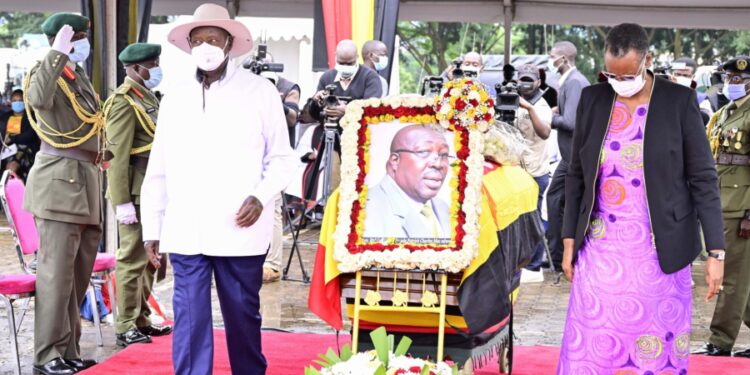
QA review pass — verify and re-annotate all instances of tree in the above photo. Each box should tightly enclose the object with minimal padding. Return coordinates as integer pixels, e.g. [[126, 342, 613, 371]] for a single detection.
[[0, 12, 48, 48]]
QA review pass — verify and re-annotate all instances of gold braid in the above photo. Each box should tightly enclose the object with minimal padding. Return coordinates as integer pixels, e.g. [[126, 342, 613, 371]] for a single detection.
[[706, 110, 721, 159], [22, 72, 103, 149], [102, 93, 156, 155]]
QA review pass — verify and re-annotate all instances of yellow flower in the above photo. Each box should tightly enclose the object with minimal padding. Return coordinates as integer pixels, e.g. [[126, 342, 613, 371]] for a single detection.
[[479, 90, 489, 102]]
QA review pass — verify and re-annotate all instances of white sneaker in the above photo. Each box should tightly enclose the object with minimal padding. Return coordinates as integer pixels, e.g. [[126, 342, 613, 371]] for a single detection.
[[521, 269, 544, 283]]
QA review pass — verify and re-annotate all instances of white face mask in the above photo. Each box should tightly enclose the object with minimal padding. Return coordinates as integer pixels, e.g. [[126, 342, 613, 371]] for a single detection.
[[191, 42, 228, 72], [608, 58, 647, 98], [69, 38, 90, 63], [675, 76, 693, 88], [374, 55, 389, 71], [547, 56, 563, 73], [336, 63, 358, 78]]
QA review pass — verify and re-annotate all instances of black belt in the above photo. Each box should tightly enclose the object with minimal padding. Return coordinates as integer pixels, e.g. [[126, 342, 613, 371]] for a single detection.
[[716, 152, 750, 166], [129, 156, 149, 169], [40, 142, 97, 163]]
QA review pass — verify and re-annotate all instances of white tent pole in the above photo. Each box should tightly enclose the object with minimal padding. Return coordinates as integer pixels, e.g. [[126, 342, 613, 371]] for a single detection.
[[503, 0, 513, 65], [104, 0, 118, 254]]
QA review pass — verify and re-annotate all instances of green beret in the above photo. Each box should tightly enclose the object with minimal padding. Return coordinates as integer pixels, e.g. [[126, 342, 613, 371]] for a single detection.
[[721, 56, 750, 74], [118, 43, 162, 64], [41, 13, 90, 36]]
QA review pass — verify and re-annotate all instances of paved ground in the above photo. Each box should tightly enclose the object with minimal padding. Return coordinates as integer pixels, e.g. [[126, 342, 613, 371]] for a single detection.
[[1, 220, 749, 373]]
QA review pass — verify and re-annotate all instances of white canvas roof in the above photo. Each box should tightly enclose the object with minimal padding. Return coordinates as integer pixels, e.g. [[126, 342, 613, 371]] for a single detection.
[[4, 0, 750, 29]]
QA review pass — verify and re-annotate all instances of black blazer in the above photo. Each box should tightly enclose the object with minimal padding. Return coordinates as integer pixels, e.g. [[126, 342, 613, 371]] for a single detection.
[[562, 76, 725, 274]]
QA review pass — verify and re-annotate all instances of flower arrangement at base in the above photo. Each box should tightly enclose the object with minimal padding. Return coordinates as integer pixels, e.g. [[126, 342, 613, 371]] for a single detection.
[[305, 327, 458, 375]]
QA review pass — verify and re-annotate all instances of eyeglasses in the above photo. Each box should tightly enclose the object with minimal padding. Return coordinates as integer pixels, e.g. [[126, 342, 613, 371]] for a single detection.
[[187, 37, 230, 49], [721, 73, 750, 84], [393, 149, 455, 163], [601, 57, 646, 82]]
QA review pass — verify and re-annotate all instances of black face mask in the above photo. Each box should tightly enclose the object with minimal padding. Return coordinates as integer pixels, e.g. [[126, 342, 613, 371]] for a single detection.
[[519, 81, 536, 97]]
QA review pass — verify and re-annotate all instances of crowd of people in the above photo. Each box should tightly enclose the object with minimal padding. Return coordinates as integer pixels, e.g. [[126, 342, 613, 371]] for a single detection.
[[3, 2, 750, 374]]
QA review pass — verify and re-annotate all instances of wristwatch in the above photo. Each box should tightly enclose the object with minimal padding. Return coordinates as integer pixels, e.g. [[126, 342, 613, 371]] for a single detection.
[[707, 251, 726, 261]]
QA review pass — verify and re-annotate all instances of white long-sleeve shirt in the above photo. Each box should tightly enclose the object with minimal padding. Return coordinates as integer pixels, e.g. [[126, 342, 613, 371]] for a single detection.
[[140, 61, 297, 256]]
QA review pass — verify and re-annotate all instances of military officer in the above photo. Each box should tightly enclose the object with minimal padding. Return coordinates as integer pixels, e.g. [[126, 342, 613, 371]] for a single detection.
[[23, 13, 106, 375], [104, 43, 172, 347], [696, 56, 750, 358]]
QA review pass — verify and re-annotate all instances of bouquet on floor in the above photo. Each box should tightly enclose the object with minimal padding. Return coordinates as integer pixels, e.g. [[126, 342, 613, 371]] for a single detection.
[[305, 327, 458, 375]]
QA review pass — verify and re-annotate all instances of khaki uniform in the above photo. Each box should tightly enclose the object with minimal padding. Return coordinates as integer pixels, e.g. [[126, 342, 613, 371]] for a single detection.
[[104, 77, 158, 334], [23, 50, 105, 365], [707, 95, 750, 350]]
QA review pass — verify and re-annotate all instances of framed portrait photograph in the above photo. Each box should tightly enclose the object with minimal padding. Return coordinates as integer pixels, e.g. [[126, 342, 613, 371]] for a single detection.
[[332, 88, 492, 273]]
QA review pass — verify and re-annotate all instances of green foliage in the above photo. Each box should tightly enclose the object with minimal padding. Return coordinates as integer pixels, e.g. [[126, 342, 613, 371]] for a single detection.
[[398, 21, 750, 93], [0, 12, 49, 48]]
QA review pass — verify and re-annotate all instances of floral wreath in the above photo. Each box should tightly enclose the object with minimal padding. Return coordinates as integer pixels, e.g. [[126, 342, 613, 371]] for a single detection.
[[334, 81, 491, 273]]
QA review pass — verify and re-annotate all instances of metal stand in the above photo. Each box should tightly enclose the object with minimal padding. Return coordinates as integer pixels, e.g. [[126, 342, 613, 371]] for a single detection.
[[282, 123, 339, 283]]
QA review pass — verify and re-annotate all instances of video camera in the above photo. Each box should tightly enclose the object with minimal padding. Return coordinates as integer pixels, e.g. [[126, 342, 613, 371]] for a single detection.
[[494, 64, 520, 124], [321, 84, 351, 128], [420, 76, 444, 96], [242, 44, 284, 76], [449, 59, 479, 80]]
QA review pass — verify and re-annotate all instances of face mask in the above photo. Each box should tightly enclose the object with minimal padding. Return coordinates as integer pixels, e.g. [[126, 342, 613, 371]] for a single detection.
[[336, 63, 358, 78], [675, 76, 693, 88], [374, 55, 389, 71], [519, 81, 536, 96], [608, 59, 647, 98], [547, 56, 563, 73], [723, 83, 748, 101], [69, 38, 90, 63], [138, 65, 163, 89], [191, 42, 228, 72], [11, 101, 24, 113]]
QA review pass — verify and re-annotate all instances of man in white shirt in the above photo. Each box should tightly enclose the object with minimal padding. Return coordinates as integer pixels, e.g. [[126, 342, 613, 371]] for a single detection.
[[139, 4, 296, 374], [363, 125, 452, 240]]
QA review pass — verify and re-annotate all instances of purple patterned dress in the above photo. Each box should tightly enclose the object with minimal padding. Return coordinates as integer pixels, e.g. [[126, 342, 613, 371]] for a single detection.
[[557, 101, 693, 374]]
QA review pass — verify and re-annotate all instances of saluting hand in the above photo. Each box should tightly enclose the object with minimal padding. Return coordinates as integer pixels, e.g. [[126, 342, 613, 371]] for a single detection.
[[145, 240, 162, 269], [236, 195, 263, 228], [51, 24, 75, 55]]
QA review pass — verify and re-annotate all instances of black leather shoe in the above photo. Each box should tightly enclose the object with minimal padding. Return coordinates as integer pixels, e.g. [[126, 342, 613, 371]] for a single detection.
[[64, 358, 97, 372], [693, 342, 731, 356], [116, 328, 152, 347], [138, 324, 173, 337], [734, 348, 750, 358], [32, 358, 76, 375]]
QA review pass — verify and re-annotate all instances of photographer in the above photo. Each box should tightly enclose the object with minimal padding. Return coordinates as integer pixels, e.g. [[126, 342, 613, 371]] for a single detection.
[[515, 65, 553, 279], [304, 40, 382, 196]]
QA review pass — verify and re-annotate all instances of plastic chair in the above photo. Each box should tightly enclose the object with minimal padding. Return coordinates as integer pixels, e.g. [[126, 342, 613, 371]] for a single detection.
[[0, 273, 35, 375], [0, 170, 117, 346]]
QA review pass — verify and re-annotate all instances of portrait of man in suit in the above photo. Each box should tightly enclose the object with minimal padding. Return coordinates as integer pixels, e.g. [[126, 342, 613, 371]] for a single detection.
[[363, 124, 452, 240]]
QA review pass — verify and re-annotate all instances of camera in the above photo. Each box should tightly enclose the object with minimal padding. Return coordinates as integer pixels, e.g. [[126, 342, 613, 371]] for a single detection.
[[420, 76, 444, 96], [242, 44, 284, 76], [321, 84, 351, 127], [494, 64, 520, 124], [449, 59, 479, 80]]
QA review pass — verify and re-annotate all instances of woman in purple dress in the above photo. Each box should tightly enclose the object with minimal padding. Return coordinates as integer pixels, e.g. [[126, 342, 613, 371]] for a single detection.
[[557, 23, 726, 374]]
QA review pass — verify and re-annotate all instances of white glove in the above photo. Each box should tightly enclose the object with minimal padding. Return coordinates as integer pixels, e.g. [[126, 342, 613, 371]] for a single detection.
[[116, 202, 139, 225], [51, 25, 75, 55]]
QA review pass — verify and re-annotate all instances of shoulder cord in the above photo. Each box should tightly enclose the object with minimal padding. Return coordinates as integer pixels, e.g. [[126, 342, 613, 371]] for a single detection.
[[102, 94, 156, 155], [706, 111, 720, 158], [23, 73, 103, 149]]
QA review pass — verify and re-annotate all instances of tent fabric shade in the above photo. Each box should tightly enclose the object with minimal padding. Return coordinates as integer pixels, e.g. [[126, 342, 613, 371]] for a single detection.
[[5, 0, 749, 30]]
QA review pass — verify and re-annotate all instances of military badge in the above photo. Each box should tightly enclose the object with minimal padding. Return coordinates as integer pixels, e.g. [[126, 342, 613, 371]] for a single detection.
[[737, 59, 748, 71]]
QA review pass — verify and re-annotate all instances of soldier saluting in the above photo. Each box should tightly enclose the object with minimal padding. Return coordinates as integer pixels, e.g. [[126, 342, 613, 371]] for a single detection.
[[697, 56, 750, 358], [23, 13, 107, 375], [103, 43, 172, 348]]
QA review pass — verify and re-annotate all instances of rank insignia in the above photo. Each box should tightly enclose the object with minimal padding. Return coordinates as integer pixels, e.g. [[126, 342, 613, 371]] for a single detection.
[[738, 59, 748, 71]]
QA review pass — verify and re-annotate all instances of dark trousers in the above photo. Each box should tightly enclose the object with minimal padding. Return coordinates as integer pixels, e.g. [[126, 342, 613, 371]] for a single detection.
[[171, 253, 267, 375], [526, 174, 550, 271], [546, 161, 568, 270]]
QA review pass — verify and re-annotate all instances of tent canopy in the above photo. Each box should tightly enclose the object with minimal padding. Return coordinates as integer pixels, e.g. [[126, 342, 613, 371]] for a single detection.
[[3, 0, 749, 30]]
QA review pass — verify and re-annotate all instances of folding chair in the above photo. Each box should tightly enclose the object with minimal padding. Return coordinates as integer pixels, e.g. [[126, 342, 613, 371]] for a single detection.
[[0, 273, 35, 375], [0, 170, 117, 346]]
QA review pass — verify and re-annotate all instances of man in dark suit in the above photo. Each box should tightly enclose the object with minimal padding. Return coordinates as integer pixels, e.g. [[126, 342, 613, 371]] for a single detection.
[[546, 41, 590, 272]]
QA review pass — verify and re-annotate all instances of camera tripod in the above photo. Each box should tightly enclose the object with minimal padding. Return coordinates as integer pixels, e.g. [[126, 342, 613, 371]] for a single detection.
[[282, 121, 339, 283]]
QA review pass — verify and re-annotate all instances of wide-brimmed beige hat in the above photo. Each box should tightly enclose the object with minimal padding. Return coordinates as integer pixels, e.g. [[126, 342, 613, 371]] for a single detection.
[[168, 3, 252, 58]]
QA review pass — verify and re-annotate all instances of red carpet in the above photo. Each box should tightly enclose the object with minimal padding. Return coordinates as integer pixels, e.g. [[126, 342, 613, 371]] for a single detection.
[[81, 330, 750, 374]]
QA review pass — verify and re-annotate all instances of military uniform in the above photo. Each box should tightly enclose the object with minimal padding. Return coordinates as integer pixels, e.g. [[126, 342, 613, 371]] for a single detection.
[[706, 56, 750, 354], [23, 13, 106, 369], [103, 43, 165, 340]]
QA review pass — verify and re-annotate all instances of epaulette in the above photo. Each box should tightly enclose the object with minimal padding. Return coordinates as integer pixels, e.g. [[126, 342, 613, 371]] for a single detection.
[[114, 82, 132, 96]]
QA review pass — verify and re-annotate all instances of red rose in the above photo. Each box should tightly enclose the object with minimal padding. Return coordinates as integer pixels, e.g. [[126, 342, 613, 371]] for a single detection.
[[455, 100, 467, 111], [469, 99, 479, 107]]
